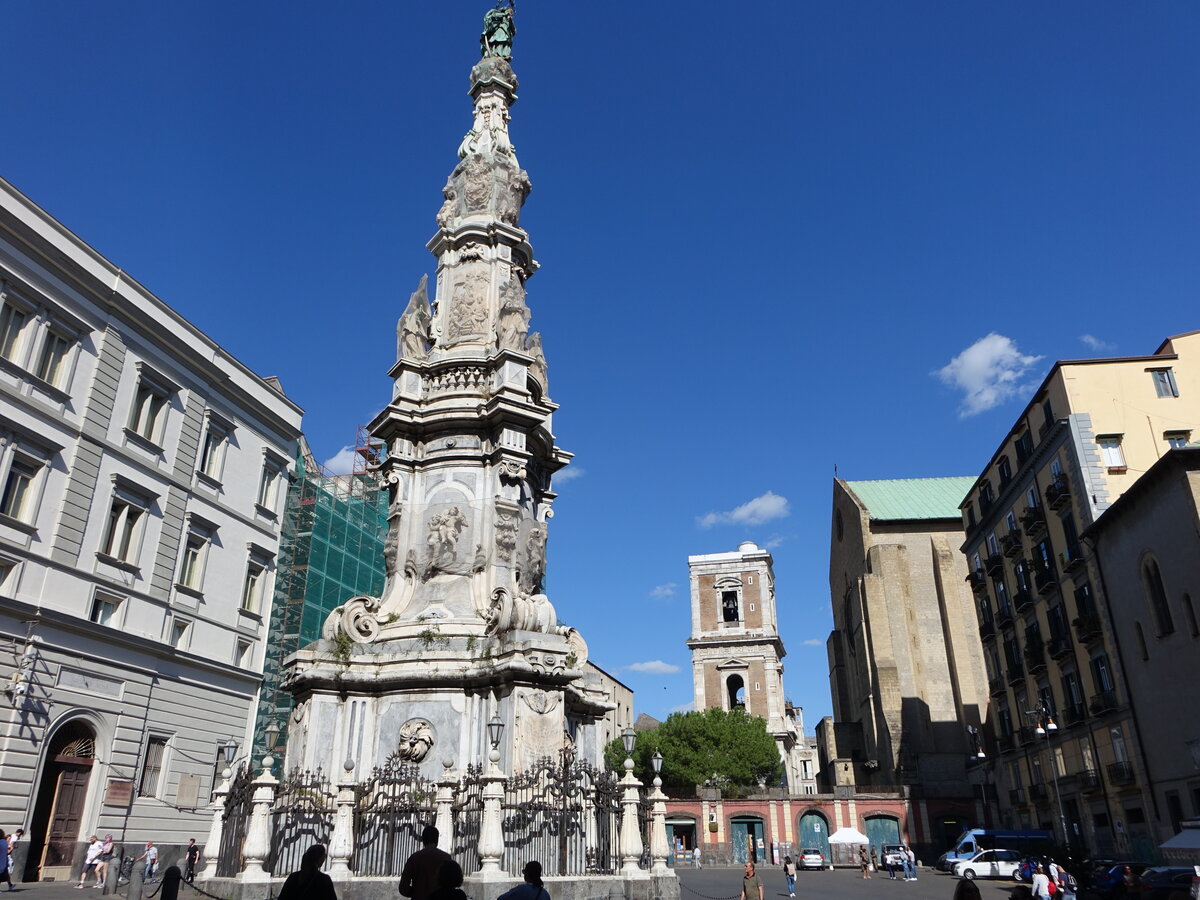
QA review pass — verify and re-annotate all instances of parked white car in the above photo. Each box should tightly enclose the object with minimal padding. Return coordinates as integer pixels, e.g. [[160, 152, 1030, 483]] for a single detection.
[[953, 849, 1024, 880]]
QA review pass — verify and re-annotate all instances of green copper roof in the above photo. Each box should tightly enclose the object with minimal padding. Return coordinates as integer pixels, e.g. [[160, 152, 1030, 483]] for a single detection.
[[844, 476, 975, 521]]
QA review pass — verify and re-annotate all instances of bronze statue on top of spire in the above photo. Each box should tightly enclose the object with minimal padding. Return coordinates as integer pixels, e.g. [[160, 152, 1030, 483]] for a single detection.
[[481, 2, 516, 60]]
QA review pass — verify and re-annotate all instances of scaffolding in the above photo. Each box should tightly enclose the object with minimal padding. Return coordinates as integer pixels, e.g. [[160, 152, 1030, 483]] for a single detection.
[[254, 428, 388, 761]]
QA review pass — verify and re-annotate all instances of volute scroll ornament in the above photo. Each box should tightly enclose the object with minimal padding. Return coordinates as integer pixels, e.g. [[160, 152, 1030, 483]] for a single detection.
[[327, 595, 384, 644]]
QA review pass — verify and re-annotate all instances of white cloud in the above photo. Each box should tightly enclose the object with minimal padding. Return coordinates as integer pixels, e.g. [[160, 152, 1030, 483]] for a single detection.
[[322, 445, 356, 474], [697, 491, 791, 529], [553, 466, 585, 485], [763, 536, 785, 550], [669, 702, 695, 714], [802, 638, 823, 647], [626, 660, 681, 675], [934, 333, 1043, 418], [1079, 334, 1116, 354], [649, 583, 678, 600]]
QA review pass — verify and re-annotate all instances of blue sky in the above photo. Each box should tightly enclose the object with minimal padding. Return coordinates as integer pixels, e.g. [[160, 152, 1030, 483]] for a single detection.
[[5, 2, 1198, 728]]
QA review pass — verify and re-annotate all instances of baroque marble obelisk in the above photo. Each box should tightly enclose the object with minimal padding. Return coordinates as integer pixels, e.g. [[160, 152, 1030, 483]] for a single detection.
[[282, 4, 613, 778]]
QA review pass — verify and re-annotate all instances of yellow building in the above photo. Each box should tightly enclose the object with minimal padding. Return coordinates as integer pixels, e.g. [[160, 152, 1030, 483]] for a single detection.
[[960, 330, 1200, 858]]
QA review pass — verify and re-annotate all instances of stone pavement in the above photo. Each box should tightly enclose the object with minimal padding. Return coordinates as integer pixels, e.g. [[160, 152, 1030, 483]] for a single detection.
[[674, 865, 1023, 900]]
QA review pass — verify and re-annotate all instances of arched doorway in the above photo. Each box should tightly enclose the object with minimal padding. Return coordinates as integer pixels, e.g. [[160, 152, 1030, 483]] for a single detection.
[[730, 815, 764, 864], [863, 814, 901, 854], [798, 811, 831, 860], [26, 720, 96, 882]]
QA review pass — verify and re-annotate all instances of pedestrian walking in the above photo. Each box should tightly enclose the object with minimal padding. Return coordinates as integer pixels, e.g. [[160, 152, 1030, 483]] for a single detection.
[[77, 835, 104, 887], [692, 846, 700, 869], [1031, 865, 1052, 900], [0, 830, 12, 892], [6, 830, 20, 878], [904, 846, 918, 881], [783, 856, 796, 898], [184, 839, 199, 884], [859, 846, 870, 879], [870, 845, 878, 873], [95, 835, 114, 887], [498, 861, 550, 900], [398, 826, 452, 900], [278, 845, 336, 900], [740, 861, 763, 900], [135, 841, 159, 883]]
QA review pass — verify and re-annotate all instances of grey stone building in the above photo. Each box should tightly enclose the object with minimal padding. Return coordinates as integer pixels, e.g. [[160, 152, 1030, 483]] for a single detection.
[[0, 176, 302, 880]]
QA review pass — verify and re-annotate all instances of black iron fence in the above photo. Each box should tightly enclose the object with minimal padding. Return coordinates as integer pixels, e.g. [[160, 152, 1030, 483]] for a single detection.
[[217, 766, 255, 877], [267, 768, 335, 876], [350, 759, 436, 876]]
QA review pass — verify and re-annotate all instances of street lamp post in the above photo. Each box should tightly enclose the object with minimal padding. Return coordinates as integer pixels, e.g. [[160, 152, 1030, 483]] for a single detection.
[[1024, 703, 1069, 846]]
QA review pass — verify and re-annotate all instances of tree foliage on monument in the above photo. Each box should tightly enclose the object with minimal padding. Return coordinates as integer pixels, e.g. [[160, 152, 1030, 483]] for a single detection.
[[604, 707, 781, 795]]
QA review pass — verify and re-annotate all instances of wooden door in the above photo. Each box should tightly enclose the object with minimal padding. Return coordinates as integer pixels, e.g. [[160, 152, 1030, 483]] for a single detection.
[[39, 764, 91, 880]]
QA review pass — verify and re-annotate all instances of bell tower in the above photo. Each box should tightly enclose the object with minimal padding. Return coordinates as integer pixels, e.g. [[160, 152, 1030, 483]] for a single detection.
[[687, 542, 817, 792]]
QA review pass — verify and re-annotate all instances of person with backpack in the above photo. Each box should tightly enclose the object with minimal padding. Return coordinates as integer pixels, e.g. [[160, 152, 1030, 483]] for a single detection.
[[783, 856, 796, 898]]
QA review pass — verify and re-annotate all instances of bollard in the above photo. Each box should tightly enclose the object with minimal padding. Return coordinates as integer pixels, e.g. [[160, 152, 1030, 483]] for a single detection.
[[103, 856, 119, 895], [159, 866, 183, 900], [128, 862, 144, 900]]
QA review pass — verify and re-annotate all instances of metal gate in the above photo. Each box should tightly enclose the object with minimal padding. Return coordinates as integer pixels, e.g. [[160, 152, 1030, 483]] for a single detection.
[[452, 764, 484, 875], [500, 744, 622, 876], [350, 758, 435, 876], [217, 767, 255, 877], [267, 769, 335, 876]]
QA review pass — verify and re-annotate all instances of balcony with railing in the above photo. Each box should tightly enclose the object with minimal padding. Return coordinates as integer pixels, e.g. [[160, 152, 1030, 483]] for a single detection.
[[1024, 641, 1047, 673], [1107, 761, 1135, 785], [1073, 613, 1103, 643], [1018, 726, 1037, 747], [1022, 507, 1047, 537], [997, 607, 1015, 629], [1047, 634, 1073, 659], [1034, 564, 1059, 596], [1063, 702, 1087, 726], [1079, 769, 1102, 791], [988, 674, 1007, 697], [1014, 588, 1035, 612], [1046, 474, 1071, 510], [1009, 787, 1027, 806], [1007, 663, 1026, 687], [979, 616, 996, 642], [997, 733, 1016, 754], [967, 570, 988, 594], [1059, 545, 1087, 577], [984, 553, 1005, 576], [1001, 530, 1023, 558], [1090, 690, 1119, 715]]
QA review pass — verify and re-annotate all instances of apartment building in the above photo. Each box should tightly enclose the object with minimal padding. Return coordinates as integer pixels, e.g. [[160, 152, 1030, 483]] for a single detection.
[[0, 177, 302, 880], [959, 331, 1199, 859]]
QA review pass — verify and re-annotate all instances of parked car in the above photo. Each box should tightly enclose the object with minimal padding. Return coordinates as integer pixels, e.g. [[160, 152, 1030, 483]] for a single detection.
[[1090, 862, 1154, 897], [882, 844, 907, 869], [954, 849, 1025, 880], [1138, 867, 1194, 900], [798, 848, 825, 870]]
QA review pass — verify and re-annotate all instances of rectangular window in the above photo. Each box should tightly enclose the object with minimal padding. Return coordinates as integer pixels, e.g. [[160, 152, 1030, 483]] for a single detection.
[[178, 534, 206, 590], [1091, 653, 1114, 693], [1097, 436, 1126, 469], [1062, 670, 1083, 706], [138, 736, 168, 797], [987, 532, 1000, 555], [0, 301, 29, 362], [995, 578, 1011, 614], [35, 331, 72, 387], [1006, 511, 1018, 533], [257, 464, 282, 510], [0, 457, 40, 522], [1026, 486, 1040, 510], [998, 457, 1012, 486], [1042, 398, 1054, 430], [241, 559, 267, 613], [129, 382, 169, 444], [170, 619, 190, 649], [1050, 457, 1063, 479], [197, 426, 228, 480], [1016, 431, 1034, 464], [102, 497, 145, 564], [1150, 368, 1180, 398], [90, 593, 122, 626], [980, 481, 995, 510], [1165, 431, 1191, 449]]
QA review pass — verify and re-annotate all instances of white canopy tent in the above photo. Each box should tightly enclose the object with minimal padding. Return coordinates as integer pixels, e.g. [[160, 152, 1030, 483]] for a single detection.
[[827, 827, 870, 844]]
